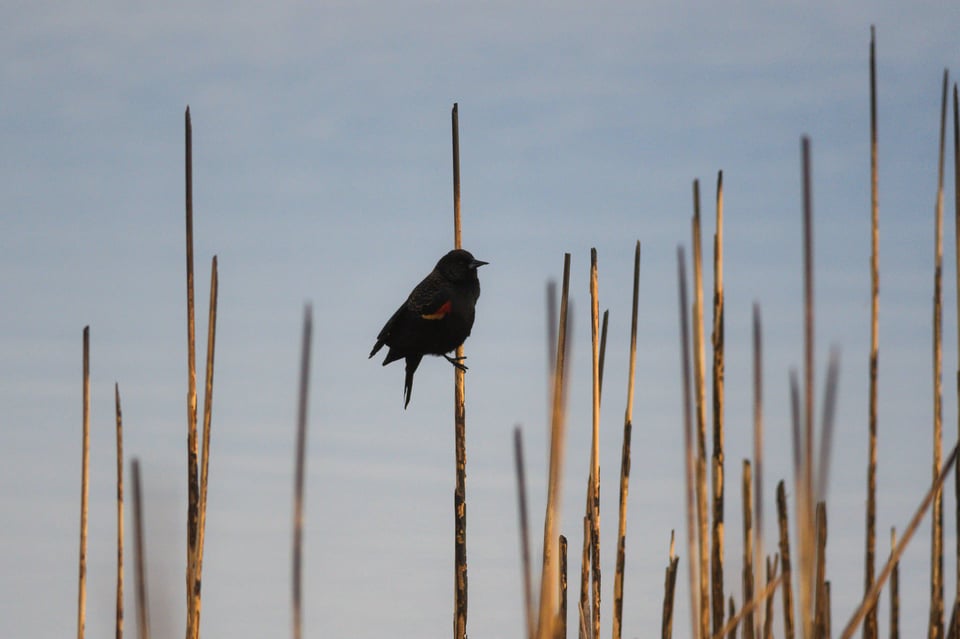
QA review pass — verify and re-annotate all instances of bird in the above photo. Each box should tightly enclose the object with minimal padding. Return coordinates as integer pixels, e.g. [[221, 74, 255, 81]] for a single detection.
[[369, 248, 488, 408]]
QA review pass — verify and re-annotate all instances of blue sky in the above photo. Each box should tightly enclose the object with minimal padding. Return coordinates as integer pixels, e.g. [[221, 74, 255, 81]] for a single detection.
[[2, 2, 959, 637]]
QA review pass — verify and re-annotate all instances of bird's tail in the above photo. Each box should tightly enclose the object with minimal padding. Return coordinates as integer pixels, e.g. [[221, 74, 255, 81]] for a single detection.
[[403, 354, 423, 409]]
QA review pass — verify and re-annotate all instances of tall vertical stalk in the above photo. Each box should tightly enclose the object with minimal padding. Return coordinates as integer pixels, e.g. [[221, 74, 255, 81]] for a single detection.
[[115, 384, 125, 639], [451, 102, 468, 639], [291, 306, 313, 639], [183, 107, 200, 639], [742, 461, 755, 639], [864, 24, 880, 639], [131, 459, 150, 639], [691, 181, 710, 639], [588, 248, 602, 639], [799, 136, 816, 639], [77, 326, 90, 639], [753, 304, 764, 639], [930, 70, 949, 639], [536, 254, 571, 639], [711, 171, 726, 637], [612, 241, 641, 639], [676, 246, 699, 638]]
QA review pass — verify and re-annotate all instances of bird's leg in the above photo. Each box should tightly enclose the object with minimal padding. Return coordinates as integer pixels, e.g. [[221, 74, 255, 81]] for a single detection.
[[444, 354, 468, 371]]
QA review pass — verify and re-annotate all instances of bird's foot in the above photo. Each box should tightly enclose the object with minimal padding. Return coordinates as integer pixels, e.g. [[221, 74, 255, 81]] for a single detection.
[[444, 354, 468, 371]]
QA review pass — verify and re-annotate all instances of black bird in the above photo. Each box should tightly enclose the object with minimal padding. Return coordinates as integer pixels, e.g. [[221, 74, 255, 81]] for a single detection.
[[369, 249, 488, 408]]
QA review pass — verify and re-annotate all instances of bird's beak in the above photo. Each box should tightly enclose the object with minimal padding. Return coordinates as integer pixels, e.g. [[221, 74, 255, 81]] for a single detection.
[[469, 259, 489, 270]]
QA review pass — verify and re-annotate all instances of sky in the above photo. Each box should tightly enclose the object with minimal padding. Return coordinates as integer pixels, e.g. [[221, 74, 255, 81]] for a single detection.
[[2, 2, 959, 638]]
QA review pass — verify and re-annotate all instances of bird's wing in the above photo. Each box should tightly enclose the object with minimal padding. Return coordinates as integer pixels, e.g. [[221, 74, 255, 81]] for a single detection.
[[406, 275, 453, 320]]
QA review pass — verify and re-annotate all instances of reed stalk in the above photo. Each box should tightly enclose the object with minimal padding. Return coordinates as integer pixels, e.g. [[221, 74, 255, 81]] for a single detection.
[[183, 107, 201, 639], [588, 248, 602, 639], [535, 254, 571, 639], [189, 256, 218, 636], [752, 304, 764, 638], [115, 384, 124, 639], [77, 326, 90, 639], [691, 181, 710, 639], [742, 460, 755, 639], [292, 306, 313, 639], [676, 246, 699, 639], [662, 532, 679, 639], [711, 171, 726, 637], [612, 241, 641, 639], [864, 24, 880, 639], [560, 535, 568, 639], [890, 528, 899, 639], [450, 102, 469, 639], [930, 70, 949, 639], [814, 502, 828, 639], [953, 80, 960, 639], [763, 556, 778, 639], [777, 481, 795, 639], [513, 427, 535, 639], [131, 459, 150, 639], [598, 309, 609, 398], [727, 598, 737, 639], [580, 516, 590, 639], [799, 136, 817, 639]]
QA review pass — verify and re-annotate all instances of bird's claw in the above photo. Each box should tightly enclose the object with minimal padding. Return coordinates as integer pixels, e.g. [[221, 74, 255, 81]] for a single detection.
[[444, 354, 468, 371]]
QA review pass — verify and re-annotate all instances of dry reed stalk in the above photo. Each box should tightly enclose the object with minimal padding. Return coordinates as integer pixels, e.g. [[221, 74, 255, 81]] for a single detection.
[[77, 326, 90, 639], [763, 556, 778, 639], [189, 256, 218, 636], [513, 427, 535, 639], [676, 246, 700, 639], [816, 350, 841, 500], [799, 136, 816, 639], [711, 573, 785, 639], [777, 481, 796, 639], [890, 528, 899, 639], [292, 306, 313, 639], [662, 531, 679, 639], [691, 182, 710, 639], [789, 372, 802, 483], [864, 24, 880, 639], [598, 309, 609, 398], [839, 440, 960, 639], [115, 384, 124, 639], [183, 107, 201, 639], [825, 583, 832, 638], [579, 601, 591, 639], [931, 70, 949, 639], [742, 460, 755, 639], [579, 515, 590, 639], [588, 248, 602, 639], [711, 171, 726, 637], [814, 502, 828, 639], [450, 102, 469, 639], [535, 254, 571, 639], [727, 598, 737, 639], [752, 304, 764, 638], [612, 240, 641, 639], [547, 282, 557, 375], [131, 459, 150, 639], [560, 535, 568, 639], [953, 81, 960, 639]]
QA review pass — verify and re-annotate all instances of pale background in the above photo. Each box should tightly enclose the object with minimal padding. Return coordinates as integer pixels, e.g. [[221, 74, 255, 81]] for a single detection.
[[2, 3, 959, 637]]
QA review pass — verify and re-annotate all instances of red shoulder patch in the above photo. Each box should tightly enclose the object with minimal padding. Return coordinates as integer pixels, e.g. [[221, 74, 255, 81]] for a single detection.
[[421, 300, 452, 320]]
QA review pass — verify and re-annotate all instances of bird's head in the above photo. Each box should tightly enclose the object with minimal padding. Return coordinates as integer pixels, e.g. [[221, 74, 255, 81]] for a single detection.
[[436, 249, 488, 282]]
